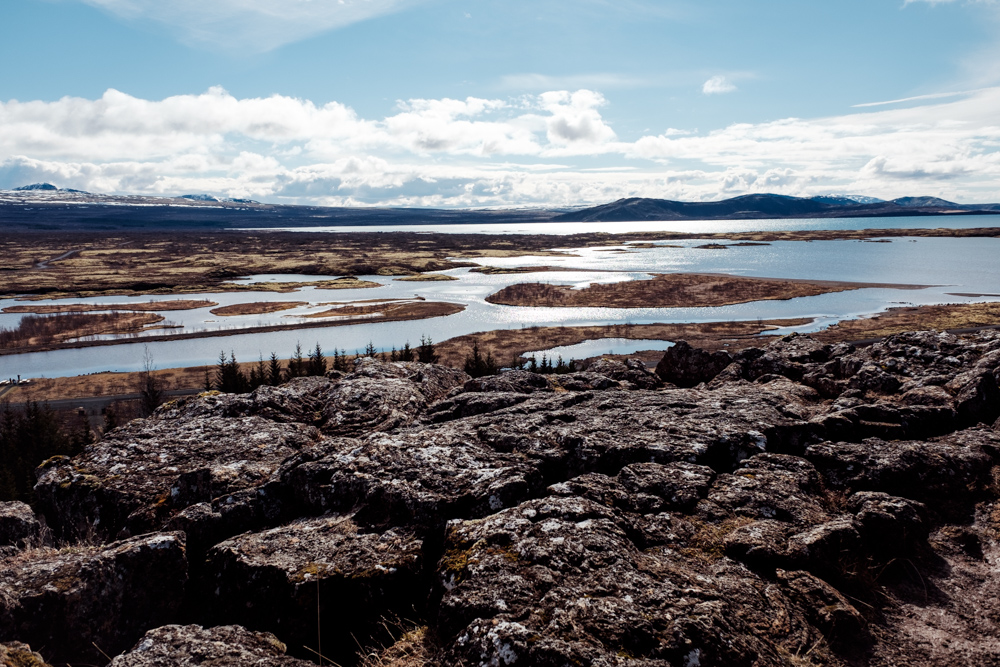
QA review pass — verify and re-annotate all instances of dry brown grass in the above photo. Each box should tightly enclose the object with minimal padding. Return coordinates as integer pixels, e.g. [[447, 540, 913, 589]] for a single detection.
[[209, 301, 306, 316], [359, 627, 432, 667], [302, 301, 459, 320], [4, 227, 997, 301], [432, 319, 809, 367], [1, 311, 166, 352], [2, 299, 216, 314], [813, 301, 1000, 341], [394, 274, 458, 282], [486, 273, 927, 309]]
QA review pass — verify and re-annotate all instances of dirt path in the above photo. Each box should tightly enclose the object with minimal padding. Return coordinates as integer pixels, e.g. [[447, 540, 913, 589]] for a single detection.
[[33, 248, 80, 269]]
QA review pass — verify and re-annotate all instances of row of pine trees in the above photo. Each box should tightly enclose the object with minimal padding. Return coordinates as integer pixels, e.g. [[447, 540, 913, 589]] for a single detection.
[[205, 337, 441, 393]]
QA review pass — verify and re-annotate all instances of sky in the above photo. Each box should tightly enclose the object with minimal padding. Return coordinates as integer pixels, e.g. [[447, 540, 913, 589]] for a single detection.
[[1, 0, 1000, 207]]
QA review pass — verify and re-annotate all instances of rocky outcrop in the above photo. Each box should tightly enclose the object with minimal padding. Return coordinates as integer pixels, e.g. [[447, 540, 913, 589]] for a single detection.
[[13, 342, 1000, 666], [35, 415, 320, 546], [108, 625, 313, 666], [0, 532, 187, 663], [656, 340, 733, 386], [204, 516, 424, 664], [0, 502, 41, 554]]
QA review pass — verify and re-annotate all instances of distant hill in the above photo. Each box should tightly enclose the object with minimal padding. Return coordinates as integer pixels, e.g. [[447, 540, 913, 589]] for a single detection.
[[554, 193, 1000, 222], [811, 195, 885, 206], [2, 185, 998, 230], [891, 196, 959, 208]]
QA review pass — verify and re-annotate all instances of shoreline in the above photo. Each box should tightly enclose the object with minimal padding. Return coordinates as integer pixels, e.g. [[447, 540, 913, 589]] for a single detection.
[[9, 301, 1000, 402], [0, 301, 465, 356], [3, 227, 1000, 302]]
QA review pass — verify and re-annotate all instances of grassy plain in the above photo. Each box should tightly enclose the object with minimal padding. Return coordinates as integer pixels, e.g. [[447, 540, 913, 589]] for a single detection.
[[486, 273, 927, 309], [5, 228, 998, 300], [210, 301, 307, 316], [0, 311, 168, 352], [2, 300, 216, 314], [394, 274, 459, 282]]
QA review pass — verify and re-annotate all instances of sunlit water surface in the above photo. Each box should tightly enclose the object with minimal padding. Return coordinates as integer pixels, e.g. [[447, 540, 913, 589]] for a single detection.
[[4, 226, 1000, 379]]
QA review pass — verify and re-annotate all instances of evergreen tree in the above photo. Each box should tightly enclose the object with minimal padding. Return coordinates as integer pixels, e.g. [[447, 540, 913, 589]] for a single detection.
[[0, 400, 74, 502], [554, 356, 569, 374], [203, 368, 214, 391], [286, 343, 305, 380], [70, 410, 95, 450], [528, 355, 538, 372], [307, 343, 327, 376], [267, 352, 283, 386], [216, 351, 248, 393], [247, 355, 265, 390], [364, 341, 378, 357], [398, 342, 414, 362], [214, 350, 228, 391], [417, 336, 439, 364], [463, 342, 499, 378], [389, 346, 398, 362], [333, 348, 349, 372]]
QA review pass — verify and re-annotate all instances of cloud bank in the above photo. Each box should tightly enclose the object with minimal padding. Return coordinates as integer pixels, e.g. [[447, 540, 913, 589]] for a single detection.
[[3, 86, 1000, 206], [80, 0, 424, 51]]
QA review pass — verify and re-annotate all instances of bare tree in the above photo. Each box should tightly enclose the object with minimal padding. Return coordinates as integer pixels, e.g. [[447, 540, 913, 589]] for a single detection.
[[137, 345, 164, 417]]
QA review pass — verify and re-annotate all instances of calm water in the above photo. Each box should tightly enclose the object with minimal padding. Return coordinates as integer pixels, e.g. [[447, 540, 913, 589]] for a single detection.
[[240, 213, 1000, 236], [4, 229, 1000, 379], [522, 338, 676, 361]]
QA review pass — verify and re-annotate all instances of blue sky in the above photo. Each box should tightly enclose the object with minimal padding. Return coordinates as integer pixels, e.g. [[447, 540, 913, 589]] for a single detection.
[[2, 0, 999, 206]]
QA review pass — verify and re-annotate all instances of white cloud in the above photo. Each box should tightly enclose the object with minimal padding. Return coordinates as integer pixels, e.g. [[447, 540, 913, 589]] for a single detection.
[[702, 75, 737, 95], [79, 0, 425, 52], [852, 88, 988, 107], [4, 86, 1000, 206]]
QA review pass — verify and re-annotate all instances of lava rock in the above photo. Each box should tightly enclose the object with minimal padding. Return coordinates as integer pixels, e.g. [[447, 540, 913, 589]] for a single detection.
[[205, 516, 423, 665], [0, 532, 187, 664], [108, 625, 314, 666], [585, 358, 663, 389], [655, 341, 733, 387], [804, 429, 997, 519], [35, 415, 319, 543], [462, 370, 554, 394], [0, 502, 41, 553]]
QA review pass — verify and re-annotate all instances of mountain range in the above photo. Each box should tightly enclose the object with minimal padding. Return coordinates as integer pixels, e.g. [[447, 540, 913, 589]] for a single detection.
[[2, 184, 998, 230], [553, 193, 1000, 222]]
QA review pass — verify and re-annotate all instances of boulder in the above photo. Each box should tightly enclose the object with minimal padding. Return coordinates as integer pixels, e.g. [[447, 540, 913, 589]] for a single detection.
[[846, 491, 928, 555], [108, 625, 314, 666], [34, 415, 319, 544], [436, 496, 817, 666], [205, 516, 423, 665], [655, 341, 732, 387], [282, 431, 544, 532], [462, 370, 554, 394], [158, 358, 469, 436], [804, 430, 997, 519], [0, 502, 41, 553], [0, 532, 187, 663], [585, 358, 663, 389]]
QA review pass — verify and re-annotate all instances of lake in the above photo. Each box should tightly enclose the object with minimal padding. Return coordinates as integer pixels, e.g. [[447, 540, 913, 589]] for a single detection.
[[3, 216, 999, 379]]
